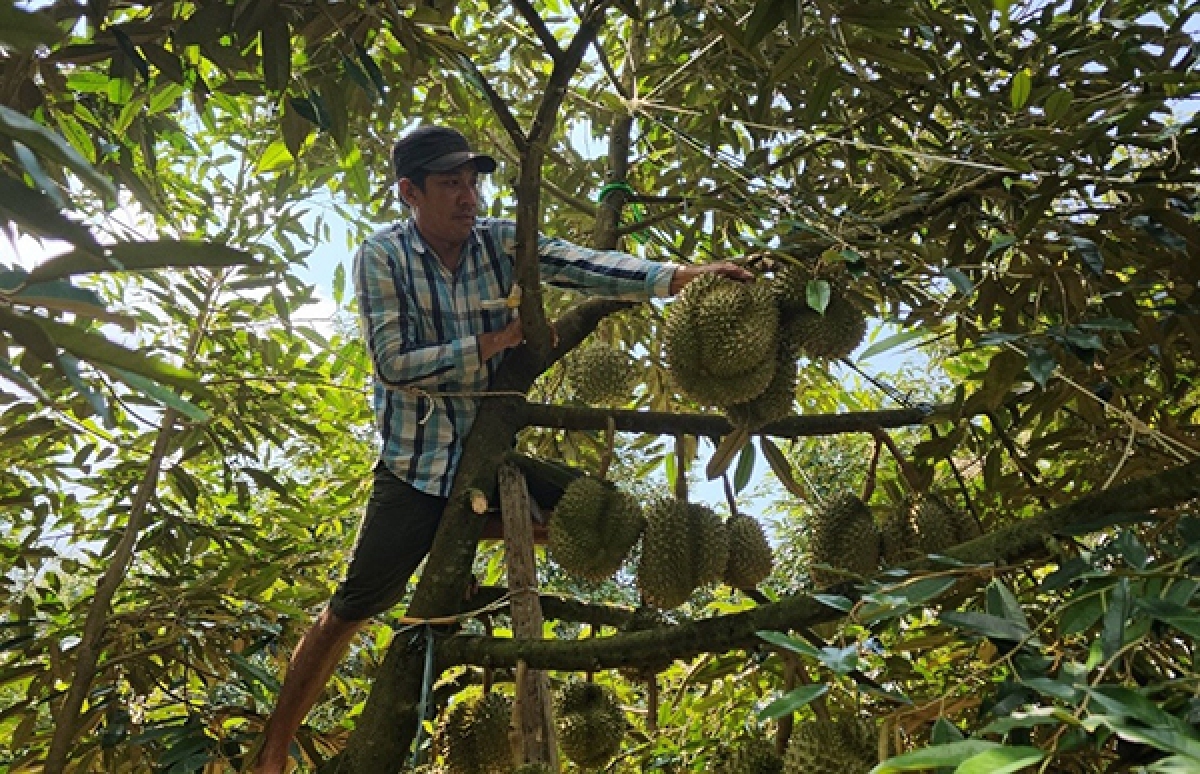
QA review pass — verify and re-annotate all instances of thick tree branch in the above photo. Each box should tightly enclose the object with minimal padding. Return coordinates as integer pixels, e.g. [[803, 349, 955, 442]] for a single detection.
[[514, 4, 607, 356], [519, 403, 938, 439], [438, 457, 1200, 671], [454, 54, 528, 154], [512, 0, 565, 63]]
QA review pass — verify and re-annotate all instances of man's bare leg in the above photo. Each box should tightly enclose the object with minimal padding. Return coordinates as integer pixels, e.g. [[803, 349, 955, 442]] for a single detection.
[[254, 607, 365, 774]]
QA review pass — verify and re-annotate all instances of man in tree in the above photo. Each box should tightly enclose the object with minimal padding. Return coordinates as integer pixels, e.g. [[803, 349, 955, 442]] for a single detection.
[[253, 125, 750, 773]]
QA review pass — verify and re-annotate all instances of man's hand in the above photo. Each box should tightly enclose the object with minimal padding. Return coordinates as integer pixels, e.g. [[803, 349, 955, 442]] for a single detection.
[[479, 318, 524, 361], [668, 262, 755, 295]]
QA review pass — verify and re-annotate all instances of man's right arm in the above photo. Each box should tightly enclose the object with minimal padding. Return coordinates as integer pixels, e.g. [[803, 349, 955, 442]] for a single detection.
[[354, 240, 522, 388]]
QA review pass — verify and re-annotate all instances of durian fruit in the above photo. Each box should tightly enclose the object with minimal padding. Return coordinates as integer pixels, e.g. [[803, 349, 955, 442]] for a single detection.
[[784, 717, 878, 774], [565, 342, 636, 405], [555, 682, 625, 770], [436, 692, 514, 774], [807, 493, 881, 587], [637, 499, 729, 609], [913, 495, 980, 554], [772, 262, 867, 361], [688, 503, 730, 588], [664, 274, 780, 408], [548, 477, 645, 582], [879, 506, 920, 566], [637, 497, 694, 609], [782, 295, 867, 360], [725, 347, 799, 432], [714, 733, 784, 774], [723, 514, 775, 590]]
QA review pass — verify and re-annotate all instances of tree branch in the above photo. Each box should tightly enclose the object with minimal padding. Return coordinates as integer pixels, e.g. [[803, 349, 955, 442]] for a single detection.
[[520, 403, 938, 439], [438, 457, 1200, 671], [454, 54, 528, 154], [512, 0, 565, 63], [470, 586, 635, 629]]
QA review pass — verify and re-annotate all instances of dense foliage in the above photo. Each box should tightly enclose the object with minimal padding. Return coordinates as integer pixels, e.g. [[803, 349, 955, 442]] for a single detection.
[[1, 0, 1197, 772]]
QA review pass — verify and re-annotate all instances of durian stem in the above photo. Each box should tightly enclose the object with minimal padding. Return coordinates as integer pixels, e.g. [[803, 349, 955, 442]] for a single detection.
[[862, 436, 883, 501], [930, 425, 985, 529], [673, 435, 689, 501], [721, 472, 740, 517], [871, 428, 922, 493], [599, 416, 616, 481]]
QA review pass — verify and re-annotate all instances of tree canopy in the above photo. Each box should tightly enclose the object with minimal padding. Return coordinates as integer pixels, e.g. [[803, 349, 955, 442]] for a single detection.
[[1, 0, 1198, 772]]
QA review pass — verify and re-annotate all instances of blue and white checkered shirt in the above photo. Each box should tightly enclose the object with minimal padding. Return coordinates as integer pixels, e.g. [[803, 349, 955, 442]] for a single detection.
[[354, 217, 678, 497]]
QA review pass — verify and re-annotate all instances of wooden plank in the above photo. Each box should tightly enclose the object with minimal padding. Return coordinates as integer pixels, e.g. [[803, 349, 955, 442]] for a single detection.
[[499, 461, 560, 771]]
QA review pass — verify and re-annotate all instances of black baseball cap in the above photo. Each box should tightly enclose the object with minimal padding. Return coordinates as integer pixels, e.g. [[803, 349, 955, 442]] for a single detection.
[[392, 126, 497, 181]]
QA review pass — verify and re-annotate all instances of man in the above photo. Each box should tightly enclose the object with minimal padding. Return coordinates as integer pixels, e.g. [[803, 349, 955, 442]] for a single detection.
[[253, 125, 750, 773]]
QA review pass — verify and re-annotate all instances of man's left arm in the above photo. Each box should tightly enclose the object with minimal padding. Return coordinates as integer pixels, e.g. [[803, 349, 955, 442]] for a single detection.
[[525, 228, 751, 299]]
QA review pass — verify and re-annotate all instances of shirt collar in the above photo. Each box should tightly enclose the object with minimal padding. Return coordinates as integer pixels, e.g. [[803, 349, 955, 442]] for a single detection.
[[402, 216, 483, 255]]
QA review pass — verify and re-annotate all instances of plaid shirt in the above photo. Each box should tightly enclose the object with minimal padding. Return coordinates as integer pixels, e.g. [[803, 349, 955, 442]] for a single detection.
[[354, 216, 678, 497]]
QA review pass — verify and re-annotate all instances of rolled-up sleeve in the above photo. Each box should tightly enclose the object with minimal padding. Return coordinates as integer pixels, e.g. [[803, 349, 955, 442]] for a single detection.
[[491, 220, 677, 300], [354, 240, 484, 388]]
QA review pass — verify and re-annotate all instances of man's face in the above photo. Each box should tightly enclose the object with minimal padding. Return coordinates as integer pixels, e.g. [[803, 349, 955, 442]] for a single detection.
[[402, 164, 481, 249]]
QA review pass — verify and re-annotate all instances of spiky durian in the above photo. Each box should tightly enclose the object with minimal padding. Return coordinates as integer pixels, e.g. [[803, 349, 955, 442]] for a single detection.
[[565, 343, 636, 405], [556, 682, 625, 770], [714, 733, 784, 774], [784, 717, 878, 774], [782, 295, 867, 360], [913, 496, 980, 554], [664, 274, 780, 407], [437, 693, 513, 774], [879, 507, 920, 566], [688, 503, 730, 588], [725, 347, 799, 431], [637, 497, 695, 609], [723, 514, 775, 590], [549, 477, 645, 582], [807, 493, 881, 587]]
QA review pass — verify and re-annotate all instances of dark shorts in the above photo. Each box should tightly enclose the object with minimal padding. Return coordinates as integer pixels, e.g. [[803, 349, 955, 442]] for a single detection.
[[328, 464, 446, 622]]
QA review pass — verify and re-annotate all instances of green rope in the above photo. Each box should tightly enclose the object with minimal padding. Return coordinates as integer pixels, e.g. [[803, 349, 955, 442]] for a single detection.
[[597, 181, 649, 244]]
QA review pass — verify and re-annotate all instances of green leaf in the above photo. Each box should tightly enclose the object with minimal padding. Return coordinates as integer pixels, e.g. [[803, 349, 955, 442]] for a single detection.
[[939, 611, 1033, 643], [101, 366, 209, 423], [744, 0, 790, 46], [931, 717, 965, 745], [34, 315, 206, 395], [1069, 236, 1103, 275], [1044, 88, 1073, 121], [986, 234, 1017, 257], [333, 262, 346, 305], [1010, 69, 1032, 110], [813, 594, 854, 612], [0, 5, 64, 51], [817, 643, 859, 675], [27, 239, 257, 283], [870, 740, 1000, 772], [806, 279, 831, 314], [1026, 346, 1056, 388], [0, 106, 116, 202], [733, 440, 756, 494], [12, 141, 65, 209], [757, 630, 821, 659], [1101, 577, 1130, 660], [954, 746, 1044, 773], [355, 43, 388, 98], [859, 327, 931, 361], [757, 684, 828, 721], [0, 173, 100, 251], [986, 580, 1030, 630], [944, 267, 974, 296], [1135, 598, 1200, 639], [255, 139, 294, 173], [56, 352, 113, 427]]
